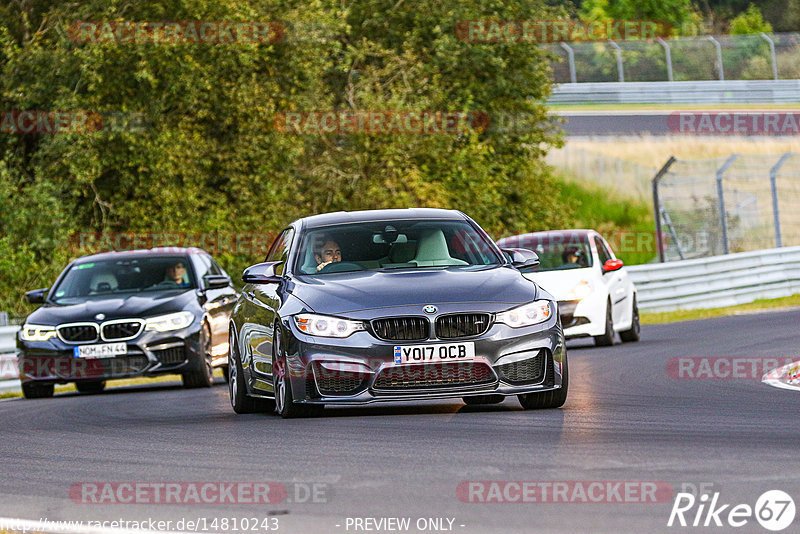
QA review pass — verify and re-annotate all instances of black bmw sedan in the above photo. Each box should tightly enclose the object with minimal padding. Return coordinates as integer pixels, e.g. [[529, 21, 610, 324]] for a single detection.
[[228, 208, 568, 418], [18, 248, 237, 398]]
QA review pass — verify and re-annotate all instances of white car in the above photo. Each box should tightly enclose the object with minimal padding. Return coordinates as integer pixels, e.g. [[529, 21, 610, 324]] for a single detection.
[[497, 230, 639, 346]]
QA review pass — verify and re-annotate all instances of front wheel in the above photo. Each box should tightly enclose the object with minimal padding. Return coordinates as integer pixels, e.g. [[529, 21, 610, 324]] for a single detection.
[[593, 300, 614, 347], [518, 355, 568, 410], [619, 295, 641, 342], [273, 325, 322, 419], [183, 323, 214, 388], [229, 329, 272, 414]]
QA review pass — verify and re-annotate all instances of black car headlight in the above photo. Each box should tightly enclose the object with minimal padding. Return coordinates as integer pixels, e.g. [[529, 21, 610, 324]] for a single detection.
[[294, 313, 366, 338], [495, 300, 553, 328], [20, 324, 57, 341]]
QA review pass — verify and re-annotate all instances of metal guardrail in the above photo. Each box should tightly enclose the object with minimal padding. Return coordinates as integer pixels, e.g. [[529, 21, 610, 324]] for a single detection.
[[0, 326, 20, 382], [626, 246, 800, 312], [548, 80, 800, 104]]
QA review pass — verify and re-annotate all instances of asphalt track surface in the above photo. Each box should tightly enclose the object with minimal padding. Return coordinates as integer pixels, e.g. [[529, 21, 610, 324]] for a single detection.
[[1, 309, 799, 533]]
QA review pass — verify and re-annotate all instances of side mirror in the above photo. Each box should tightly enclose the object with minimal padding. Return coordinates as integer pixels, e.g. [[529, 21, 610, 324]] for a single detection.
[[25, 288, 49, 304], [602, 259, 624, 273], [242, 262, 282, 284], [501, 248, 540, 269], [203, 274, 231, 290]]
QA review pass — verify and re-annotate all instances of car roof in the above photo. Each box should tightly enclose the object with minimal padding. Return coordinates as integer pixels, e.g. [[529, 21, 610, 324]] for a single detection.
[[297, 208, 467, 229], [72, 248, 204, 264]]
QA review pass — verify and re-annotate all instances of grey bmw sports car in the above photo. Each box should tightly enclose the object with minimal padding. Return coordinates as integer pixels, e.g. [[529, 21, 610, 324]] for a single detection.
[[228, 209, 567, 418]]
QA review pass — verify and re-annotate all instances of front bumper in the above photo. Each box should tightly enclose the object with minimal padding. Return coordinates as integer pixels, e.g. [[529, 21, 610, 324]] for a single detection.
[[265, 314, 566, 405], [559, 291, 608, 339], [17, 324, 203, 385]]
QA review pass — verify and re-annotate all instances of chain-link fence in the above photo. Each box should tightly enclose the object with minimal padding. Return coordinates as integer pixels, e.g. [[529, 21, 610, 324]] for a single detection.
[[547, 32, 800, 83], [654, 153, 800, 261]]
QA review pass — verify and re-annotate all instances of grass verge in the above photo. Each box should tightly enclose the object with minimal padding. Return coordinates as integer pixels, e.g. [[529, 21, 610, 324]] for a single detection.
[[641, 294, 800, 324]]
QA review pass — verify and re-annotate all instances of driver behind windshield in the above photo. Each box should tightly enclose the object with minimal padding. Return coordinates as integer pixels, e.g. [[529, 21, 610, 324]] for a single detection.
[[163, 260, 191, 287], [314, 236, 342, 272]]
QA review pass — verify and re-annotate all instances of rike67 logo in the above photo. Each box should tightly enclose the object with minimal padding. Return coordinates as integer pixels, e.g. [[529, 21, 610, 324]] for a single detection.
[[668, 490, 795, 531]]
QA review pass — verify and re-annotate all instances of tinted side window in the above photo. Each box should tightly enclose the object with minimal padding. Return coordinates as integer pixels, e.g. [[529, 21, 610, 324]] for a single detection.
[[195, 253, 213, 281], [265, 228, 294, 274]]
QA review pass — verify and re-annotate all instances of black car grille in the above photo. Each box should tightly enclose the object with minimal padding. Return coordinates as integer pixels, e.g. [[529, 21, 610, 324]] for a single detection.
[[371, 317, 429, 341], [495, 351, 545, 385], [312, 362, 368, 396], [102, 321, 143, 341], [58, 325, 99, 343], [435, 313, 491, 339], [373, 361, 495, 391], [153, 346, 186, 366]]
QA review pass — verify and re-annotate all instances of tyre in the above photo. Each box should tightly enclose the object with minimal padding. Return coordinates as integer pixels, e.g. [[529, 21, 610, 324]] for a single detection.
[[517, 354, 568, 410], [619, 295, 641, 343], [593, 300, 615, 347], [222, 364, 230, 383], [75, 380, 106, 394], [21, 381, 54, 399], [229, 328, 270, 414], [463, 394, 505, 405], [182, 322, 214, 388], [273, 324, 323, 419]]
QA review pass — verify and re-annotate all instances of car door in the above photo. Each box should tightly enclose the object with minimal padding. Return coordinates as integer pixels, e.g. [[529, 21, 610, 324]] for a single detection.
[[239, 228, 294, 391], [594, 235, 628, 327]]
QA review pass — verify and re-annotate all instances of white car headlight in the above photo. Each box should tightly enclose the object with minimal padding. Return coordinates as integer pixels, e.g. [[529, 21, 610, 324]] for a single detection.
[[496, 300, 553, 328], [568, 280, 593, 300], [144, 311, 195, 332], [294, 313, 365, 338], [20, 324, 57, 341]]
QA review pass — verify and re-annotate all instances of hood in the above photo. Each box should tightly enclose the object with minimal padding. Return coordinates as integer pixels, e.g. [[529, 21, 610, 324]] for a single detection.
[[523, 268, 594, 301], [292, 266, 539, 314], [26, 290, 198, 326]]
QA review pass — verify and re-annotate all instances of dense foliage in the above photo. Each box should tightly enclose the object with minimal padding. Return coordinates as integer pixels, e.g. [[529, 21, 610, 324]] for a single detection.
[[0, 0, 570, 317]]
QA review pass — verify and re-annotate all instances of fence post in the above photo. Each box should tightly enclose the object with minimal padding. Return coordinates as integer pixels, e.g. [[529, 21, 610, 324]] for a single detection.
[[656, 37, 673, 81], [760, 32, 778, 80], [770, 152, 792, 248], [608, 40, 624, 82], [707, 36, 724, 81], [716, 154, 738, 255], [652, 156, 677, 263], [560, 42, 577, 83]]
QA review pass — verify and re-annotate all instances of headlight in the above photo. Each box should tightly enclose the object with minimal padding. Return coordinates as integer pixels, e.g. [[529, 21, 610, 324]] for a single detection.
[[144, 311, 195, 332], [496, 300, 553, 328], [294, 313, 365, 338], [20, 324, 57, 341], [567, 280, 593, 300]]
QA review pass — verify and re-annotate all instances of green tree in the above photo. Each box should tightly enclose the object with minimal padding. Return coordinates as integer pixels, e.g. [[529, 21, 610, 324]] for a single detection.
[[729, 4, 773, 33]]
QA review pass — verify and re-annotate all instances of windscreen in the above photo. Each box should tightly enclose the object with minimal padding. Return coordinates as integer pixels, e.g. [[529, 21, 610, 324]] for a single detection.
[[294, 219, 503, 275], [49, 256, 196, 303]]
